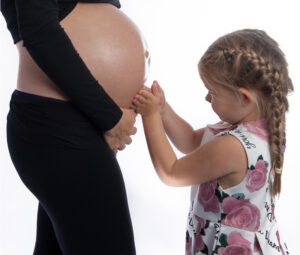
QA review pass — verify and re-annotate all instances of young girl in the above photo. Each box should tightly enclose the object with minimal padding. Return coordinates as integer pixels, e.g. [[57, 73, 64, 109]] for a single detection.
[[131, 29, 293, 254]]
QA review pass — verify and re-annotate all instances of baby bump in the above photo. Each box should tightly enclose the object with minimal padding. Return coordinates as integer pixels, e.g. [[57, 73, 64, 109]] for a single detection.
[[60, 3, 150, 108]]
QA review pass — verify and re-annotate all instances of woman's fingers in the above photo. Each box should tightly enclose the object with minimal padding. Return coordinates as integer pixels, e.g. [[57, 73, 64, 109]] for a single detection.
[[118, 144, 126, 150], [124, 136, 132, 145], [130, 126, 137, 135]]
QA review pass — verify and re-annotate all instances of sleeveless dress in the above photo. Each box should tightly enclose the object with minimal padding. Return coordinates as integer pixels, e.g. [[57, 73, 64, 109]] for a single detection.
[[185, 120, 289, 255]]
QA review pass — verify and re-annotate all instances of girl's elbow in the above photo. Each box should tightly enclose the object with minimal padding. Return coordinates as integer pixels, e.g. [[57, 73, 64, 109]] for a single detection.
[[157, 168, 184, 187], [159, 176, 178, 186]]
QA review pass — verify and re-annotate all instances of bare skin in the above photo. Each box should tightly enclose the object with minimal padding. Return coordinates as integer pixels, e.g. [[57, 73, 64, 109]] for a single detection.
[[132, 81, 259, 189], [16, 3, 150, 152]]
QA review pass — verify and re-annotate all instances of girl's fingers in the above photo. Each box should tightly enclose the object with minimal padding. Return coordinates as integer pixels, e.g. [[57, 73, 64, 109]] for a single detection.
[[132, 98, 138, 105], [130, 104, 137, 112], [136, 95, 146, 104], [151, 81, 157, 92], [139, 90, 153, 99], [156, 82, 163, 94], [142, 85, 151, 92], [151, 80, 163, 95], [138, 88, 150, 95], [133, 94, 146, 104], [151, 83, 160, 96]]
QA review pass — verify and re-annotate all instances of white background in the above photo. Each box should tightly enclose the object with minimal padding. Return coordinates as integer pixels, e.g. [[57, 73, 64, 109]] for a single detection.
[[1, 0, 299, 254]]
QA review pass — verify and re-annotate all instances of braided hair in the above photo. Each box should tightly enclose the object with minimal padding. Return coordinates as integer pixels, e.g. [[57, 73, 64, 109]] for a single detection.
[[199, 29, 293, 196]]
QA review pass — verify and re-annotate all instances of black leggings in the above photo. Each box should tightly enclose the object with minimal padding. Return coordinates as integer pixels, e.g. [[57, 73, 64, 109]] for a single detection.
[[6, 90, 136, 255]]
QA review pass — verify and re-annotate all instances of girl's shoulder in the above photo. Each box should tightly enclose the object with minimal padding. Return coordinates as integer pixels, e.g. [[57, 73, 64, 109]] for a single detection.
[[205, 119, 271, 171], [207, 119, 269, 147], [206, 120, 273, 195]]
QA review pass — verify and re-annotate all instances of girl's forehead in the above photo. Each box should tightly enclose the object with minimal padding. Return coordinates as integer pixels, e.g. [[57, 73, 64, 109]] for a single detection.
[[202, 78, 218, 91], [200, 72, 219, 89]]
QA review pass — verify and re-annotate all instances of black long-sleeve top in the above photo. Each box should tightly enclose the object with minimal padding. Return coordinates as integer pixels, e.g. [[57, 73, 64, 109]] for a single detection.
[[0, 0, 123, 132]]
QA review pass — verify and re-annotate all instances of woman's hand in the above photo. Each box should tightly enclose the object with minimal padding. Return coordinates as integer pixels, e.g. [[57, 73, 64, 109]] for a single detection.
[[104, 108, 137, 154]]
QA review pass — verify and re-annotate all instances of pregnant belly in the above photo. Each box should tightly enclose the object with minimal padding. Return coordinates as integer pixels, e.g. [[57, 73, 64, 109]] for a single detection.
[[60, 3, 150, 108], [17, 3, 150, 108]]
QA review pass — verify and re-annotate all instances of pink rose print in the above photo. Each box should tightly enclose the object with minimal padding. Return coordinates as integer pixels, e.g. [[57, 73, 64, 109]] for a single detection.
[[243, 119, 269, 141], [194, 215, 206, 233], [227, 231, 251, 247], [218, 231, 252, 255], [194, 215, 206, 251], [219, 244, 252, 255], [186, 236, 192, 255], [246, 159, 268, 192], [198, 181, 219, 213], [276, 231, 285, 255], [271, 203, 276, 221], [222, 197, 261, 231], [195, 233, 205, 251]]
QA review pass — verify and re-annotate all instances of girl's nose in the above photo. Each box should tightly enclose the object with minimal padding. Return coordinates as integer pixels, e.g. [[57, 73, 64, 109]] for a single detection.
[[205, 93, 211, 103]]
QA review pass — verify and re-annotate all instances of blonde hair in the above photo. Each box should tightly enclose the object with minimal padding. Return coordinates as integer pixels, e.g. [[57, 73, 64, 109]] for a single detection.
[[199, 29, 294, 197]]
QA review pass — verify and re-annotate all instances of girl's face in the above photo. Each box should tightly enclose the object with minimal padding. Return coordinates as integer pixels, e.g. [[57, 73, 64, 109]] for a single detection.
[[201, 75, 258, 124]]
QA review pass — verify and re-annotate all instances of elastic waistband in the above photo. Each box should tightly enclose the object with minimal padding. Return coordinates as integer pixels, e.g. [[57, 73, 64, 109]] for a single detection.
[[9, 89, 90, 123], [14, 89, 71, 103]]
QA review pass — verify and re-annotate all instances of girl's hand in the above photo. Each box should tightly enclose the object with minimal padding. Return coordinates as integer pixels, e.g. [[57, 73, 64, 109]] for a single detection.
[[151, 81, 166, 116], [132, 87, 160, 117], [131, 80, 166, 116]]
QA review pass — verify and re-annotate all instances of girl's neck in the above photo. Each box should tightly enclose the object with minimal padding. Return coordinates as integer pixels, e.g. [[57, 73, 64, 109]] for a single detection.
[[232, 108, 262, 126]]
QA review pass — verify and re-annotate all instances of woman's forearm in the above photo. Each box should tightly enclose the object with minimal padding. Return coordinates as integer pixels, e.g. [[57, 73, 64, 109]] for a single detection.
[[162, 103, 203, 153], [13, 0, 122, 132]]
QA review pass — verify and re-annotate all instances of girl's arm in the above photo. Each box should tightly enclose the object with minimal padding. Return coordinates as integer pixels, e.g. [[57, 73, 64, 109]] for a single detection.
[[162, 102, 205, 154], [139, 81, 205, 154], [133, 88, 247, 187]]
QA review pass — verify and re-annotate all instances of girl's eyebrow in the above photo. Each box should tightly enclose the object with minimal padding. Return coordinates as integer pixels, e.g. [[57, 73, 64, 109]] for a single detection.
[[204, 82, 215, 92], [201, 75, 217, 92], [202, 80, 210, 90]]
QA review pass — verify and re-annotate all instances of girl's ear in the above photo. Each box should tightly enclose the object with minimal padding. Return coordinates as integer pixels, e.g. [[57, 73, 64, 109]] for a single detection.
[[238, 88, 255, 107]]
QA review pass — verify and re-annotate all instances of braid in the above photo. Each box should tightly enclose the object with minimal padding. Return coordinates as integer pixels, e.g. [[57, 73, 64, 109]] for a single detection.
[[235, 49, 288, 197], [241, 51, 289, 196], [199, 29, 294, 197], [268, 71, 287, 196]]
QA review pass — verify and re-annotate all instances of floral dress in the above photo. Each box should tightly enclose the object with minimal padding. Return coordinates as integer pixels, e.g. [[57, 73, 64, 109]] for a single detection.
[[185, 120, 289, 255]]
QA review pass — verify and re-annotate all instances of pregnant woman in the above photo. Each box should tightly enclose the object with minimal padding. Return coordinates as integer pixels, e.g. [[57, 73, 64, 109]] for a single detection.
[[1, 1, 150, 254]]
